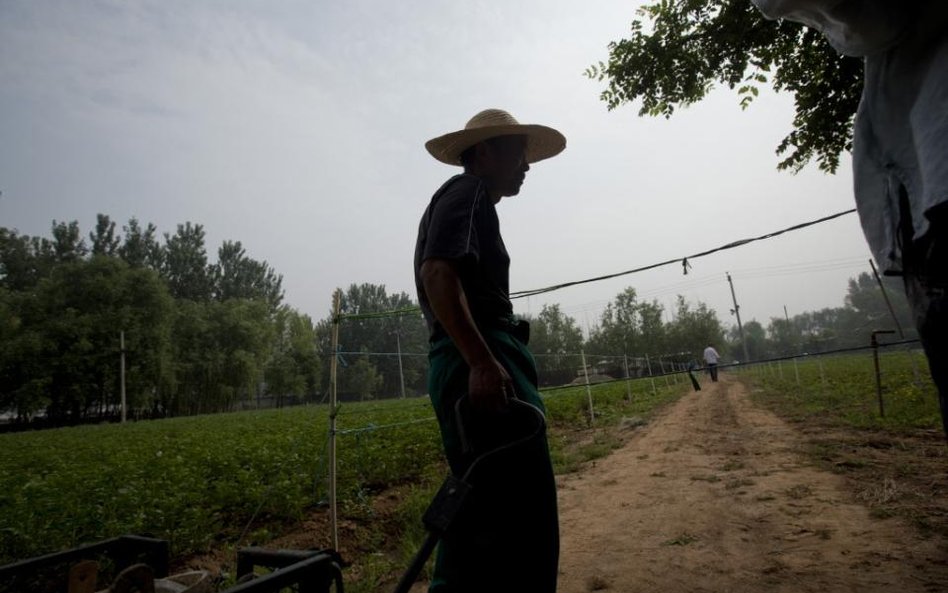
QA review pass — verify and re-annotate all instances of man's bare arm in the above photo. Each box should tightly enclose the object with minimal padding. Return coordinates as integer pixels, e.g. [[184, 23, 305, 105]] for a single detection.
[[420, 258, 512, 410]]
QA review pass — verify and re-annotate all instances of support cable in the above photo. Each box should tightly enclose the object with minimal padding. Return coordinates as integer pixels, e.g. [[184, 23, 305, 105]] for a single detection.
[[332, 209, 858, 321]]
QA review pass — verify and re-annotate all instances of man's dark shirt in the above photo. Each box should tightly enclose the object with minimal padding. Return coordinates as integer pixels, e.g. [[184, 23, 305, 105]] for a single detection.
[[414, 173, 513, 341]]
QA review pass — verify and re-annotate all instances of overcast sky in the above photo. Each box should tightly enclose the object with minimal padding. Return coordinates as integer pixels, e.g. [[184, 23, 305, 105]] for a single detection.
[[0, 0, 873, 336]]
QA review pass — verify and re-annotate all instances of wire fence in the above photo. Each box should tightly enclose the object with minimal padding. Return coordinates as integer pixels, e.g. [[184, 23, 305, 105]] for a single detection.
[[730, 340, 936, 424], [328, 338, 928, 400], [7, 207, 942, 578], [319, 329, 936, 546], [317, 207, 934, 554]]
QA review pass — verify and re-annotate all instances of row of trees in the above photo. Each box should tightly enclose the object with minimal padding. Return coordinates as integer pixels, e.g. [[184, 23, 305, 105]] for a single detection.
[[2, 216, 283, 305], [726, 272, 915, 362], [526, 290, 724, 384], [322, 283, 428, 401], [526, 271, 913, 386], [1, 216, 316, 425], [1, 215, 914, 426], [4, 4, 903, 425]]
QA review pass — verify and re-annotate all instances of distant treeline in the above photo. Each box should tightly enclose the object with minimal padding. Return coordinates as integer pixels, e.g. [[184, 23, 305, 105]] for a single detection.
[[1, 215, 319, 426], [0, 214, 916, 428], [525, 269, 915, 385]]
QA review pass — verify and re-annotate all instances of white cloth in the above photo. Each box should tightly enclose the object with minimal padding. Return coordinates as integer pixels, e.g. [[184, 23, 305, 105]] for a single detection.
[[703, 347, 720, 365], [751, 0, 948, 273], [752, 0, 908, 56]]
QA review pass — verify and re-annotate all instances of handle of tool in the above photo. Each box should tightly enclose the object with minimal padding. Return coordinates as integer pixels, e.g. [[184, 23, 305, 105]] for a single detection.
[[391, 531, 440, 593]]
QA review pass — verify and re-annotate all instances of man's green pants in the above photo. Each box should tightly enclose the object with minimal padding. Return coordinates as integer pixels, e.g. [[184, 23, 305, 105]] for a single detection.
[[426, 327, 559, 593]]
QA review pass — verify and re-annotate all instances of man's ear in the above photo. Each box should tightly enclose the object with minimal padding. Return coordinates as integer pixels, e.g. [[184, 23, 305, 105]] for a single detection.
[[474, 141, 491, 163]]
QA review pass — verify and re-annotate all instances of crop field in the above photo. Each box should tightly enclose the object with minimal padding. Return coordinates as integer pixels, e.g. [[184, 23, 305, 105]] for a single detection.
[[3, 350, 943, 592], [739, 347, 941, 430], [742, 348, 947, 546], [0, 375, 687, 570]]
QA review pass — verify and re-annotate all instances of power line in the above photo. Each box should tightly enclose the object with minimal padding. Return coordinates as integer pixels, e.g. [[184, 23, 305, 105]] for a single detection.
[[730, 258, 869, 280], [729, 254, 867, 276], [332, 209, 857, 322], [337, 351, 427, 357], [549, 254, 869, 321], [336, 306, 422, 322], [509, 209, 857, 299], [336, 416, 437, 436]]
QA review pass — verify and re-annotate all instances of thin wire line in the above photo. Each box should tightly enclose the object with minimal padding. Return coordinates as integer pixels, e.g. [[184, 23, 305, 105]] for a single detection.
[[510, 209, 857, 299], [331, 209, 858, 322]]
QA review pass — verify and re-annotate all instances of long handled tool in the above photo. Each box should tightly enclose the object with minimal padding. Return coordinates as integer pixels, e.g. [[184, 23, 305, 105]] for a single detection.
[[391, 397, 547, 593]]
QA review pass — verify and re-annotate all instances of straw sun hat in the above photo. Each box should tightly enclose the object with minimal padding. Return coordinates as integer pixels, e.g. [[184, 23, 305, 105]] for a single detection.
[[425, 108, 566, 166]]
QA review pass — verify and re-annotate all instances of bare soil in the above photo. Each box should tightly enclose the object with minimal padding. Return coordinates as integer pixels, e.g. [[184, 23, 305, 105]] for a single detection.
[[556, 375, 948, 592], [177, 374, 948, 592]]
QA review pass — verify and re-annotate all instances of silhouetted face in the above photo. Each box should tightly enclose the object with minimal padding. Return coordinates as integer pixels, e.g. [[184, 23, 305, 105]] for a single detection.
[[481, 135, 530, 199]]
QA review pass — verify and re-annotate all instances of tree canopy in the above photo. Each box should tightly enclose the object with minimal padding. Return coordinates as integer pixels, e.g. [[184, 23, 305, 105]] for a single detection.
[[0, 216, 304, 426], [320, 283, 428, 401], [1, 216, 911, 427], [587, 0, 863, 173], [528, 304, 586, 385]]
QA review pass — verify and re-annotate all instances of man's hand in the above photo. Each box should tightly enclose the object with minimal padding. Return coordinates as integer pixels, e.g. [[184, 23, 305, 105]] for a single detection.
[[422, 258, 514, 413], [469, 358, 514, 413]]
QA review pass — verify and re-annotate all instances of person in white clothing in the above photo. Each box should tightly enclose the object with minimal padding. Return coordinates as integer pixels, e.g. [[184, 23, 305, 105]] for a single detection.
[[703, 344, 721, 382]]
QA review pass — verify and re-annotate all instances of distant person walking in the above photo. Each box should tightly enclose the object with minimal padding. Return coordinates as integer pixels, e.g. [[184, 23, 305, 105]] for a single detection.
[[703, 344, 721, 382]]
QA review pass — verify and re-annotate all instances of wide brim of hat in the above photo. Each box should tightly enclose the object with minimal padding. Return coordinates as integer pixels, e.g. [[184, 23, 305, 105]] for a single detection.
[[425, 123, 566, 166]]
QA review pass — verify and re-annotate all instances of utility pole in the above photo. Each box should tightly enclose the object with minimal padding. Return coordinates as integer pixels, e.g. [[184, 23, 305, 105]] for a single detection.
[[784, 305, 800, 385], [727, 273, 750, 363], [783, 305, 792, 351], [120, 331, 127, 423]]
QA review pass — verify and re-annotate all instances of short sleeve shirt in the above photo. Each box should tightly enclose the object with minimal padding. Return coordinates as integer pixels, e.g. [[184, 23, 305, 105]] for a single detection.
[[414, 174, 513, 340], [703, 347, 720, 365]]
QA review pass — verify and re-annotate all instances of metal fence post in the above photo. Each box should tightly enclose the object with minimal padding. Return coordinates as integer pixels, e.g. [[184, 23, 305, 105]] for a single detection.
[[871, 330, 896, 418], [645, 354, 657, 397], [328, 290, 341, 552], [580, 349, 595, 423], [658, 357, 671, 387]]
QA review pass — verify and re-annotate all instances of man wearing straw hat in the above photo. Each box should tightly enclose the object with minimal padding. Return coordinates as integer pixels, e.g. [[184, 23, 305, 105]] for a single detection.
[[414, 108, 566, 592]]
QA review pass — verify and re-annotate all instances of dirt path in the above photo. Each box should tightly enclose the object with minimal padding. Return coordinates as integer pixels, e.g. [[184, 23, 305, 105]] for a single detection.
[[556, 376, 948, 592]]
